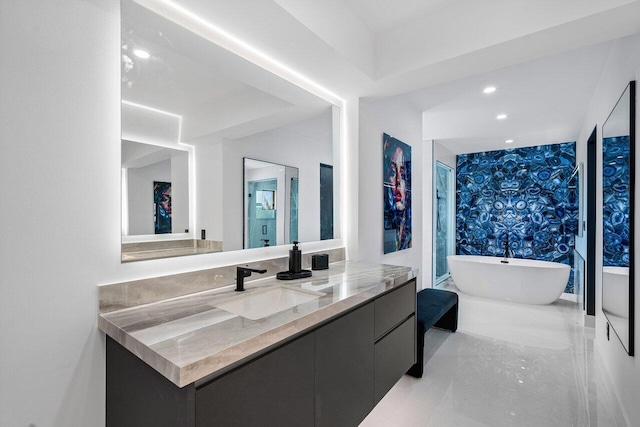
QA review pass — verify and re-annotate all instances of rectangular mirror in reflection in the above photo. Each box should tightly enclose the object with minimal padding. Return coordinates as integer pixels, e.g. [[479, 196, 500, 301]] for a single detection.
[[120, 0, 340, 262], [244, 158, 299, 249], [601, 80, 635, 356], [122, 140, 190, 237]]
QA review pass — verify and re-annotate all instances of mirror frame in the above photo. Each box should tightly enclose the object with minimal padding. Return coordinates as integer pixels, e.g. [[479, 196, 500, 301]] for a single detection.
[[569, 162, 584, 238], [601, 80, 635, 356]]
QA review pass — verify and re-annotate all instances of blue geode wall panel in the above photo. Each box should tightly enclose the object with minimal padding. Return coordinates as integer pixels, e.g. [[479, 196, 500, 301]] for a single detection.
[[603, 136, 630, 267], [456, 142, 578, 293]]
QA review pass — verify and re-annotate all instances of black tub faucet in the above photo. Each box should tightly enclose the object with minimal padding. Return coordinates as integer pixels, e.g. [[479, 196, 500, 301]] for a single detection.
[[236, 266, 267, 291], [501, 231, 514, 263]]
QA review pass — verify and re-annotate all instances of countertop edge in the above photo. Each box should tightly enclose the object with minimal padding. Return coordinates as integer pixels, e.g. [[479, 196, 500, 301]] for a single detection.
[[99, 316, 183, 386]]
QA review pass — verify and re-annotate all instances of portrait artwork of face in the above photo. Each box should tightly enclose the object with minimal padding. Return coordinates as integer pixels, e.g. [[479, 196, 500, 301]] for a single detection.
[[383, 134, 412, 254], [389, 146, 407, 210], [159, 188, 172, 215], [153, 181, 172, 234]]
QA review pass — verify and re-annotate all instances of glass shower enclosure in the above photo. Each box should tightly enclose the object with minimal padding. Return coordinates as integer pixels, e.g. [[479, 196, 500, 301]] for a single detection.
[[434, 161, 455, 285]]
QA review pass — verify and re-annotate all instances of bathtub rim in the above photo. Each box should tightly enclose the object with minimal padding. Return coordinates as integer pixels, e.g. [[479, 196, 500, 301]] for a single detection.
[[447, 254, 571, 270]]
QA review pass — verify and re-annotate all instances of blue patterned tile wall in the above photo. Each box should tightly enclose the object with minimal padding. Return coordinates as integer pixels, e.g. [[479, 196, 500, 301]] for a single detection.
[[602, 136, 630, 267], [456, 142, 578, 293]]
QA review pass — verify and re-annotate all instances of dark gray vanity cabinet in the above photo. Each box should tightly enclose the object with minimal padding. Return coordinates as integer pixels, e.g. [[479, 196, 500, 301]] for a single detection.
[[315, 303, 375, 426], [315, 278, 416, 425], [107, 333, 315, 427], [196, 333, 315, 426], [106, 278, 416, 427], [373, 280, 417, 403], [106, 336, 197, 427]]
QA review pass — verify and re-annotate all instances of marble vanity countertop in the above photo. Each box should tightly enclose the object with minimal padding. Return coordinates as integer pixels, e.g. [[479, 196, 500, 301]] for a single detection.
[[98, 261, 417, 388]]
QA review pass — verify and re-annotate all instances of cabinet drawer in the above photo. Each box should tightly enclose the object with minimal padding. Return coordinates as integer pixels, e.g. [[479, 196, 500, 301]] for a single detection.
[[374, 315, 416, 404], [374, 279, 416, 340]]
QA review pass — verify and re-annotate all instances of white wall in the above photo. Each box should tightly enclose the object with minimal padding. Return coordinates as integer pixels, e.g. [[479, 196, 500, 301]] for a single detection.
[[358, 97, 425, 290], [423, 139, 434, 290], [575, 33, 640, 426], [0, 1, 120, 425]]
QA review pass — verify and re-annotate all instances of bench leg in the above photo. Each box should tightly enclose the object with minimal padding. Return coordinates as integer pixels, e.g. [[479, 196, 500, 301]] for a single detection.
[[406, 322, 425, 378], [433, 301, 458, 332]]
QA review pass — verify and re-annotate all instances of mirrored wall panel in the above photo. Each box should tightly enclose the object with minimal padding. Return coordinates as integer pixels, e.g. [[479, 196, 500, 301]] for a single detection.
[[602, 81, 635, 356], [121, 0, 340, 261]]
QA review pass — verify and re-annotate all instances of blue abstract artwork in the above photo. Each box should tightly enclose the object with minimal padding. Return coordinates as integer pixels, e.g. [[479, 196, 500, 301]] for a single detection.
[[456, 142, 578, 293], [153, 181, 172, 234], [602, 136, 630, 267], [384, 133, 412, 254]]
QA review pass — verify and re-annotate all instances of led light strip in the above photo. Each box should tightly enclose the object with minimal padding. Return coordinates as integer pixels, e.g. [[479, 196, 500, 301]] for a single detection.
[[135, 0, 345, 106], [121, 99, 184, 143]]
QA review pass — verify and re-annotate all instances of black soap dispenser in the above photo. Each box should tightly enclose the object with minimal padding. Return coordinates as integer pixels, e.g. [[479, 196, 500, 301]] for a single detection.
[[277, 241, 313, 280], [289, 241, 302, 273]]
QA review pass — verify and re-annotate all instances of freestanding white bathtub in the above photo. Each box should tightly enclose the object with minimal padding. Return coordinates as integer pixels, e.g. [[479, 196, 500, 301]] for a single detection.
[[447, 255, 571, 305]]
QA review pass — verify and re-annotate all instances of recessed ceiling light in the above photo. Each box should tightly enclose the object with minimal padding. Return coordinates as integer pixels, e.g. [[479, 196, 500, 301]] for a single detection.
[[505, 139, 514, 144], [497, 114, 507, 120], [133, 49, 150, 59], [483, 86, 496, 94]]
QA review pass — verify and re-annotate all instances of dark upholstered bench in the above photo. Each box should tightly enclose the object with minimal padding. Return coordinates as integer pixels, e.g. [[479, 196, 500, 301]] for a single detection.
[[406, 288, 458, 378]]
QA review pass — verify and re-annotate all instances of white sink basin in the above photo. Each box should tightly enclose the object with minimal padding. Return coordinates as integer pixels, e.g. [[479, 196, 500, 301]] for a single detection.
[[214, 285, 326, 320]]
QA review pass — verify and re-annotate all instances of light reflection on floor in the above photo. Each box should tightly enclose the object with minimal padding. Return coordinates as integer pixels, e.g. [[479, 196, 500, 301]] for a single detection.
[[361, 282, 627, 427]]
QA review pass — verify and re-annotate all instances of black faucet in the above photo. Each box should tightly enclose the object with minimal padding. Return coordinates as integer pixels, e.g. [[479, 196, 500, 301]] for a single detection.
[[236, 266, 267, 292], [501, 231, 513, 263]]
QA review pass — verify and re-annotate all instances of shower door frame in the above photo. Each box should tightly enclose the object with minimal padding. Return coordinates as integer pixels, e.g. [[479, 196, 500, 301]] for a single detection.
[[433, 161, 456, 287]]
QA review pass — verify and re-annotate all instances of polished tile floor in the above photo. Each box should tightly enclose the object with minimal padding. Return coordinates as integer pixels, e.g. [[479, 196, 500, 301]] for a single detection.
[[361, 282, 628, 427]]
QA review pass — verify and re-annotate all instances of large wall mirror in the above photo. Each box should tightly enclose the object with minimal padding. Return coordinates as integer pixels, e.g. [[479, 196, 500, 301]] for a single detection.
[[120, 0, 341, 262], [602, 81, 635, 356]]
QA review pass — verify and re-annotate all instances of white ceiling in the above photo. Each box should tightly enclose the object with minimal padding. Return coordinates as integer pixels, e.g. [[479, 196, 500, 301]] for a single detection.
[[131, 0, 640, 152], [404, 40, 614, 154], [342, 0, 464, 34], [266, 0, 640, 95], [271, 0, 640, 153]]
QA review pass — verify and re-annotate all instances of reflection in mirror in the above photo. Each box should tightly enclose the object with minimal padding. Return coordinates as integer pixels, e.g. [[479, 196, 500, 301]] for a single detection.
[[244, 159, 299, 248], [320, 163, 334, 240], [568, 163, 583, 238], [121, 0, 340, 261], [122, 140, 190, 236], [602, 81, 635, 356]]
